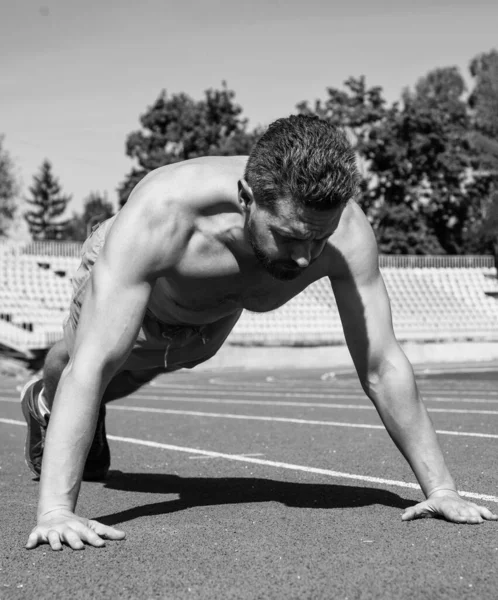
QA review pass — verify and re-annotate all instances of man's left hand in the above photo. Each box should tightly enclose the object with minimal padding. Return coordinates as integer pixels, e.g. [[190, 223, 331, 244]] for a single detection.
[[401, 489, 498, 524]]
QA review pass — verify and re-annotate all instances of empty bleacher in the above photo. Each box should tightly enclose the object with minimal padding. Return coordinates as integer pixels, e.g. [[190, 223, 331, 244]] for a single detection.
[[0, 242, 80, 356], [1, 240, 498, 357], [229, 256, 498, 345]]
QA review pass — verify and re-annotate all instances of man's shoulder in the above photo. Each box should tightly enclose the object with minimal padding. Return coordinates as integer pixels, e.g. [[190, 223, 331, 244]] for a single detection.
[[128, 156, 248, 214], [324, 200, 379, 281], [103, 157, 248, 275]]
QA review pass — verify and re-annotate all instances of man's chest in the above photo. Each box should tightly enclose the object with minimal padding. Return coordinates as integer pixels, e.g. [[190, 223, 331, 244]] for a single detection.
[[155, 268, 308, 314], [148, 230, 332, 324]]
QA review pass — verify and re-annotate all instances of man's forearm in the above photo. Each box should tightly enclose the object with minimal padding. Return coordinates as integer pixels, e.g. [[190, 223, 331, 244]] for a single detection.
[[37, 367, 105, 517], [364, 355, 456, 497]]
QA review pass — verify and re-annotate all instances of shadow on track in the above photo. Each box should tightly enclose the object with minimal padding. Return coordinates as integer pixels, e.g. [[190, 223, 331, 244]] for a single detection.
[[95, 471, 415, 526]]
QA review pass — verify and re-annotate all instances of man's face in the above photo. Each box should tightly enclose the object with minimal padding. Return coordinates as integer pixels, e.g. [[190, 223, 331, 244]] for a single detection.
[[245, 197, 342, 281]]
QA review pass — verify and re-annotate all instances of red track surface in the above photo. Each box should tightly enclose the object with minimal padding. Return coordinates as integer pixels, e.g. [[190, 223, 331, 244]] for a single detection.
[[1, 363, 498, 599]]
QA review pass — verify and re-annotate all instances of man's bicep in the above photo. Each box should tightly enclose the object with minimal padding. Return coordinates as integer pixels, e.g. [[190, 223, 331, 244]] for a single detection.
[[331, 268, 398, 382], [70, 185, 190, 374], [70, 256, 152, 377]]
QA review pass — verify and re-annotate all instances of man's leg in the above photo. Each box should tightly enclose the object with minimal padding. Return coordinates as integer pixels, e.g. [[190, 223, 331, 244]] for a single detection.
[[102, 367, 166, 402], [41, 339, 70, 410], [22, 339, 110, 480], [21, 339, 167, 480]]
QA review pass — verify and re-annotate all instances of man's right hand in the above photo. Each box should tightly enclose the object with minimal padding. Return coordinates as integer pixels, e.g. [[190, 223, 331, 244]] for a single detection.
[[26, 509, 126, 551]]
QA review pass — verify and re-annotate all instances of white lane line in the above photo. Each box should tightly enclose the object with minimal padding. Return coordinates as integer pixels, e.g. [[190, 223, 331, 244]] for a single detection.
[[128, 395, 498, 415], [106, 405, 498, 439], [189, 453, 264, 460], [2, 394, 498, 417], [3, 390, 498, 406], [0, 418, 24, 426], [3, 385, 498, 403], [148, 384, 498, 402], [204, 377, 498, 393], [2, 418, 496, 503], [138, 390, 498, 405], [152, 382, 498, 397]]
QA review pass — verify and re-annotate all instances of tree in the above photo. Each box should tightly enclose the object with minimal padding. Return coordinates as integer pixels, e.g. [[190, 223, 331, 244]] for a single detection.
[[118, 82, 257, 206], [0, 135, 20, 237], [375, 203, 445, 255], [297, 76, 389, 215], [24, 160, 72, 240], [462, 176, 498, 256], [468, 49, 498, 141], [460, 49, 498, 254], [398, 68, 471, 254], [64, 191, 115, 241], [299, 69, 474, 254]]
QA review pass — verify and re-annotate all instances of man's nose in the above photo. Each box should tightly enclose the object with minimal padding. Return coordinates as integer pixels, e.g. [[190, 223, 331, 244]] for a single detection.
[[291, 243, 311, 268]]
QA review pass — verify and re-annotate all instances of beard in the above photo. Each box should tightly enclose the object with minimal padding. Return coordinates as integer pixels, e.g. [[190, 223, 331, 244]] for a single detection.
[[246, 219, 304, 281]]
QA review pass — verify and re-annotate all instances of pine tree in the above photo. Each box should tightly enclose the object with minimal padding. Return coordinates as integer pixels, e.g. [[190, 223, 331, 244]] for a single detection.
[[0, 135, 19, 237], [24, 160, 72, 240]]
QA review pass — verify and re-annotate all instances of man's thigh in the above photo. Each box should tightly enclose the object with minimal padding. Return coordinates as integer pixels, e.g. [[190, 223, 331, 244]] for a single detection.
[[103, 366, 167, 402]]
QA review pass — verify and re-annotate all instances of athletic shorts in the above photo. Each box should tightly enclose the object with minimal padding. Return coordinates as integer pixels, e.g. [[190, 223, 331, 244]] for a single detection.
[[63, 217, 241, 373]]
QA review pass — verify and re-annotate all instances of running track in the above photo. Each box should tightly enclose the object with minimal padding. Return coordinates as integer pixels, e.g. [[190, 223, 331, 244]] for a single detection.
[[1, 363, 498, 599]]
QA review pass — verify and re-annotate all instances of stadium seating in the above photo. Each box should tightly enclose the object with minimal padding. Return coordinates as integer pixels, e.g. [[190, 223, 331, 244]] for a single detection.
[[0, 242, 78, 355], [1, 240, 498, 357]]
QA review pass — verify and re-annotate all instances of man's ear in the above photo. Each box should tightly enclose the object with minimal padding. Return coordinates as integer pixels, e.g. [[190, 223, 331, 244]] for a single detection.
[[238, 179, 254, 211]]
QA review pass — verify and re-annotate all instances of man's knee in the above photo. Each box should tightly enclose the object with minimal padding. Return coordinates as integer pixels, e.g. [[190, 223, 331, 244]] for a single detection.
[[42, 340, 70, 406], [44, 340, 70, 378]]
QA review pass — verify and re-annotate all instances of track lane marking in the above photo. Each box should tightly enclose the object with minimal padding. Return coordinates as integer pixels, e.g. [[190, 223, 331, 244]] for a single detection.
[[129, 396, 498, 414], [106, 405, 498, 439], [3, 394, 498, 418], [2, 418, 496, 504], [150, 382, 498, 398], [8, 389, 498, 407], [4, 385, 498, 403], [203, 378, 498, 393], [2, 397, 498, 426]]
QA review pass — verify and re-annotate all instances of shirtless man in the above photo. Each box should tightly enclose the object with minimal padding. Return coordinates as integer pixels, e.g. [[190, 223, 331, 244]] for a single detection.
[[21, 115, 497, 551]]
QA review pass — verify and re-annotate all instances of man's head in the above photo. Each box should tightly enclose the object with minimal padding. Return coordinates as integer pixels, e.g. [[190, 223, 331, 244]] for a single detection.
[[239, 115, 359, 280]]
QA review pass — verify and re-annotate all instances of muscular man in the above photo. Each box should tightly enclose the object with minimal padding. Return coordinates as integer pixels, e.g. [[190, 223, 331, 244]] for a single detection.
[[21, 115, 497, 551]]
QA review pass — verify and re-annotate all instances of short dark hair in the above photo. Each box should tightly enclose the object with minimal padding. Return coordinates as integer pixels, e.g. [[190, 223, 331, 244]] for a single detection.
[[245, 115, 359, 211]]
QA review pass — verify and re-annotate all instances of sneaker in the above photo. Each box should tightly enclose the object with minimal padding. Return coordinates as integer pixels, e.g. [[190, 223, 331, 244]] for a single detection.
[[20, 378, 47, 478], [20, 379, 111, 481]]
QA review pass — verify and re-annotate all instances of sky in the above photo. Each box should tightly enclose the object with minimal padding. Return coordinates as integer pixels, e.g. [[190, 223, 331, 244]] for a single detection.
[[1, 0, 498, 217]]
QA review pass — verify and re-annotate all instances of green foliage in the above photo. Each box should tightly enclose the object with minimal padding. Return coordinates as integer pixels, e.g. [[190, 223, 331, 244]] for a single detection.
[[118, 82, 257, 207], [461, 175, 498, 254], [24, 160, 72, 240], [298, 66, 493, 255], [463, 49, 498, 253], [396, 68, 471, 254], [375, 203, 445, 255], [114, 57, 498, 255], [0, 136, 19, 238], [297, 76, 388, 215], [64, 191, 115, 241], [469, 49, 498, 140]]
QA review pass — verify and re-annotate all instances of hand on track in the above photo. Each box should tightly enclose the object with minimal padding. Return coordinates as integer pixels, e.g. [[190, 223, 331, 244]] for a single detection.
[[401, 489, 498, 524], [26, 509, 126, 550]]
